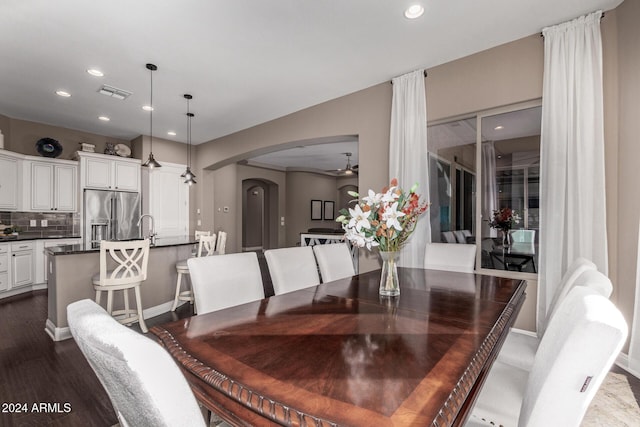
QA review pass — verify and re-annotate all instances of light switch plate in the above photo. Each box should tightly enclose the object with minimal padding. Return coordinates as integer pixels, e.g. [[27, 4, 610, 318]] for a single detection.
[[30, 220, 37, 226]]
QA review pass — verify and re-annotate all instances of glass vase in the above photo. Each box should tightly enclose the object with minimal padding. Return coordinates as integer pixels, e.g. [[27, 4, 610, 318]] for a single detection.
[[379, 251, 400, 297], [501, 230, 510, 246]]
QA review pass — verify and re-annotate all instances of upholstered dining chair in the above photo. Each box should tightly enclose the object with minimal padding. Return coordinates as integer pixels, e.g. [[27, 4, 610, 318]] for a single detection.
[[312, 243, 355, 283], [67, 299, 207, 427], [187, 252, 265, 315], [92, 239, 150, 333], [264, 246, 320, 295], [424, 242, 476, 273], [466, 286, 627, 427], [497, 257, 599, 371], [171, 234, 217, 312], [441, 231, 457, 243]]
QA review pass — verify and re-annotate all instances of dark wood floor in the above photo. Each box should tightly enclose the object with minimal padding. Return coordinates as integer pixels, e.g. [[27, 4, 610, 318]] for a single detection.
[[0, 290, 195, 427], [1, 283, 639, 426]]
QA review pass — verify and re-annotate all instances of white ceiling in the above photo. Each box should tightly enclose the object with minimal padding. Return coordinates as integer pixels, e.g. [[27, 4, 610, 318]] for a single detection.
[[0, 0, 621, 170]]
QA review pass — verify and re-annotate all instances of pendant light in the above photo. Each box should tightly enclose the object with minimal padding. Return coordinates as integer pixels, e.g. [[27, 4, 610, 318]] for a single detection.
[[142, 63, 161, 168], [182, 94, 196, 185]]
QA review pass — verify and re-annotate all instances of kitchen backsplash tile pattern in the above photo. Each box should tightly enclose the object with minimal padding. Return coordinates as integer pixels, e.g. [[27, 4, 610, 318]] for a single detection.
[[0, 211, 80, 238]]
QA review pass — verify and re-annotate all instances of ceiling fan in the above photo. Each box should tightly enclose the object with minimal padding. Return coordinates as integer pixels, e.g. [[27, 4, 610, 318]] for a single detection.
[[328, 152, 358, 175]]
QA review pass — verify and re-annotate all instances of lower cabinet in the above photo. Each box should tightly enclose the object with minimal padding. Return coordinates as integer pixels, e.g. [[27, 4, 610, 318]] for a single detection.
[[0, 244, 9, 292], [10, 242, 34, 288]]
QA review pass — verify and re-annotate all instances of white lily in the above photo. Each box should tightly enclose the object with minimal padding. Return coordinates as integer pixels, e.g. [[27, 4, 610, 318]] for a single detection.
[[347, 204, 371, 232], [382, 202, 406, 231], [363, 189, 382, 207]]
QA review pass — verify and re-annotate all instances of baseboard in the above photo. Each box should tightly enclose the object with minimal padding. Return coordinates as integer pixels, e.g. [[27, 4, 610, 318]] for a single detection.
[[615, 353, 640, 379], [508, 327, 538, 337], [45, 299, 181, 342], [0, 282, 47, 300], [45, 318, 72, 341]]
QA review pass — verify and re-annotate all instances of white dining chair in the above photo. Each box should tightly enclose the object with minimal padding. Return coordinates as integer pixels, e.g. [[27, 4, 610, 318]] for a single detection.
[[187, 252, 265, 315], [441, 231, 457, 244], [213, 231, 227, 255], [67, 299, 207, 427], [509, 229, 536, 243], [92, 239, 150, 333], [497, 257, 598, 371], [264, 246, 320, 295], [466, 286, 627, 427], [424, 242, 476, 273], [171, 234, 217, 312], [312, 243, 355, 283]]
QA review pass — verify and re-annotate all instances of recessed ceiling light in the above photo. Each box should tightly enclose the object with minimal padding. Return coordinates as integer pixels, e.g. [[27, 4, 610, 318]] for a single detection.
[[404, 4, 424, 19], [142, 105, 154, 111], [98, 116, 110, 122], [494, 125, 504, 130], [56, 90, 71, 97], [87, 69, 104, 77], [167, 131, 176, 136]]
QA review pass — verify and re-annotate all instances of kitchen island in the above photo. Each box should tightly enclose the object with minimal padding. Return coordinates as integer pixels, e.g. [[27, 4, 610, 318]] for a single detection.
[[45, 237, 196, 341]]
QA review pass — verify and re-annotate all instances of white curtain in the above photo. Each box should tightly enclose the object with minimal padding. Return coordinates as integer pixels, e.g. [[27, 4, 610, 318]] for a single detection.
[[390, 69, 430, 268], [538, 10, 607, 333], [482, 141, 497, 238]]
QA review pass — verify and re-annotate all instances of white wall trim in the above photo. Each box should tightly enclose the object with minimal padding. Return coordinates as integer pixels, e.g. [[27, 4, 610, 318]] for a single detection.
[[45, 299, 182, 342], [0, 283, 46, 300], [508, 327, 538, 338], [615, 352, 640, 380]]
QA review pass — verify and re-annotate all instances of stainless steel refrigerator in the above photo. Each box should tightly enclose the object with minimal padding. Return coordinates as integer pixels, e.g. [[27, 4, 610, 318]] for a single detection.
[[84, 189, 141, 249]]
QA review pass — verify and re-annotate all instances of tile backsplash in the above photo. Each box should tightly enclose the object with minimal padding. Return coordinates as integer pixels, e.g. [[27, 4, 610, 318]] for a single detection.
[[0, 211, 80, 237]]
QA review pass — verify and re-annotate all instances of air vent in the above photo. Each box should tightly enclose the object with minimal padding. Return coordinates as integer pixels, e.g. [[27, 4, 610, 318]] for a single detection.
[[98, 85, 132, 100]]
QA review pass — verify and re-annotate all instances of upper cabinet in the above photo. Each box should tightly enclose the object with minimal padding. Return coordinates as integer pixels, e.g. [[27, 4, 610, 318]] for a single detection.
[[27, 160, 77, 212], [0, 150, 22, 210], [77, 151, 140, 192]]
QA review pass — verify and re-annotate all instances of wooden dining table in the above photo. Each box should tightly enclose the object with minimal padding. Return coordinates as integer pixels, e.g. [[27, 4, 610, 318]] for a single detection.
[[151, 267, 526, 427]]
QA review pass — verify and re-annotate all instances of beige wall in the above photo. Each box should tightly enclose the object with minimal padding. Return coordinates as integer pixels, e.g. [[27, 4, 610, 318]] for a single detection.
[[285, 172, 341, 247], [1, 115, 130, 160], [615, 0, 640, 351]]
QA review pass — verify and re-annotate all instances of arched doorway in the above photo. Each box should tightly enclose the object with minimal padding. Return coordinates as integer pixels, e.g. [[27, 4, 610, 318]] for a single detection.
[[242, 179, 278, 251]]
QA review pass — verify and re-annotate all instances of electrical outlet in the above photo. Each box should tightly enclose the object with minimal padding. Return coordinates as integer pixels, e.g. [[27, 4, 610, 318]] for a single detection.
[[30, 220, 37, 227], [41, 219, 48, 227]]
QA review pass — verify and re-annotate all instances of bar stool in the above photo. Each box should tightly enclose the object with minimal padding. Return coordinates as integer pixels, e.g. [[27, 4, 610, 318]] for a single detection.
[[213, 231, 227, 255], [171, 234, 217, 312], [92, 239, 150, 333]]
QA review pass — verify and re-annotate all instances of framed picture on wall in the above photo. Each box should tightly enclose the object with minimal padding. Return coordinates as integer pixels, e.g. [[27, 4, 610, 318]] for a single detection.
[[311, 200, 323, 220], [323, 201, 335, 220]]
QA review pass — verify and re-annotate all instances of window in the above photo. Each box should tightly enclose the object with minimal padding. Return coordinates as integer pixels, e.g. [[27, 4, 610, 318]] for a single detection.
[[428, 102, 541, 278]]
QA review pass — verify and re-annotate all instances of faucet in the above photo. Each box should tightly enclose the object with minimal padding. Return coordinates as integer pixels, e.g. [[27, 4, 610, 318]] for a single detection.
[[137, 214, 156, 245]]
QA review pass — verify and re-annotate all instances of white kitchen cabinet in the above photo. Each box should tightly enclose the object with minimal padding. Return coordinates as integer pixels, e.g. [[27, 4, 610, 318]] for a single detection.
[[26, 159, 77, 212], [0, 150, 22, 210], [77, 151, 140, 192], [0, 244, 8, 292], [142, 162, 189, 237], [10, 241, 33, 288]]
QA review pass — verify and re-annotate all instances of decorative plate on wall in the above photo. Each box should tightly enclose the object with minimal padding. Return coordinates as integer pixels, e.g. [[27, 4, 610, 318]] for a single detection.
[[36, 138, 62, 158]]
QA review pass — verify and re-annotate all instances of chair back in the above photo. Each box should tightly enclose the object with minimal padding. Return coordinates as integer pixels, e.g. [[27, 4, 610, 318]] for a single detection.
[[312, 243, 355, 283], [541, 257, 597, 336], [510, 229, 536, 243], [215, 231, 227, 255], [187, 252, 265, 315], [194, 230, 211, 240], [67, 299, 206, 427], [441, 231, 456, 243], [196, 234, 217, 257], [98, 239, 150, 287], [454, 230, 472, 243], [520, 286, 627, 427], [424, 242, 476, 273], [264, 246, 320, 295]]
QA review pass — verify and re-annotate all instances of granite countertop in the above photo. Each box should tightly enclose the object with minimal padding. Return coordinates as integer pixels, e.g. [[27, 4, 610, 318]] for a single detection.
[[0, 234, 82, 242], [45, 236, 198, 256]]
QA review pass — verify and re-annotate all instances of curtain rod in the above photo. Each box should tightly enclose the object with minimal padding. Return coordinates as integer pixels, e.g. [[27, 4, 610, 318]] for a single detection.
[[390, 70, 428, 84], [540, 11, 605, 37]]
